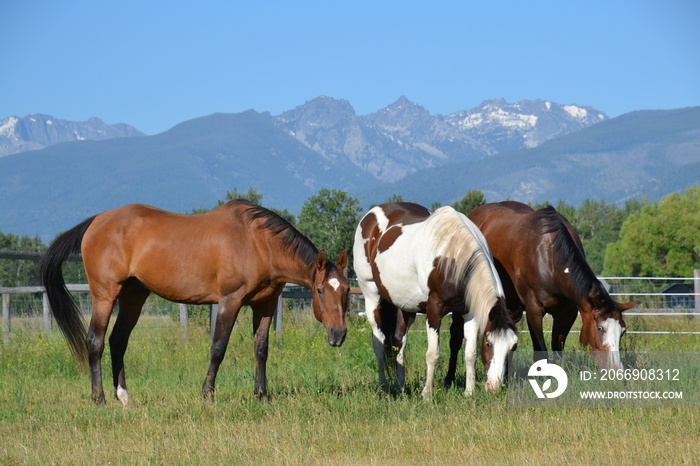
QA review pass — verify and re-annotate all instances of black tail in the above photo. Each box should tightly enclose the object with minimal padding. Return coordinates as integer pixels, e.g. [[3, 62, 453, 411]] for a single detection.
[[39, 216, 96, 366]]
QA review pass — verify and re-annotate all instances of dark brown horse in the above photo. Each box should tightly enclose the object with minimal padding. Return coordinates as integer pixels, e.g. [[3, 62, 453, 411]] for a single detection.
[[445, 201, 638, 386], [40, 200, 349, 405]]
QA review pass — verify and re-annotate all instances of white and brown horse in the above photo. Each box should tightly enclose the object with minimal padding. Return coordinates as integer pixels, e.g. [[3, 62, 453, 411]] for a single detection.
[[40, 200, 349, 405], [353, 202, 517, 398]]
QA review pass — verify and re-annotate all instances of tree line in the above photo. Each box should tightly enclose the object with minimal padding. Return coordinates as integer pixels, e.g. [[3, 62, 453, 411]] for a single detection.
[[1, 186, 698, 287]]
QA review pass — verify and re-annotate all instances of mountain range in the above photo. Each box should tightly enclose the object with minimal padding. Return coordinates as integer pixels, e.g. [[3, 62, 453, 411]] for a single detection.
[[0, 114, 143, 157], [0, 97, 698, 240]]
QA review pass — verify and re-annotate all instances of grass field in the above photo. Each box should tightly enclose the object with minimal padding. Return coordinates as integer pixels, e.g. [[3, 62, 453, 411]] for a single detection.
[[1, 310, 698, 464]]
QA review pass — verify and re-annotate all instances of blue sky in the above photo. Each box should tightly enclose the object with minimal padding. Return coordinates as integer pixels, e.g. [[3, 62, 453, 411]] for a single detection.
[[2, 0, 698, 135]]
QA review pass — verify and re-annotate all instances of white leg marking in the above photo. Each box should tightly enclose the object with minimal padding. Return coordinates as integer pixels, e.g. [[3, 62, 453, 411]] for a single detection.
[[362, 289, 388, 389], [422, 323, 440, 400], [463, 319, 478, 396], [116, 385, 130, 407]]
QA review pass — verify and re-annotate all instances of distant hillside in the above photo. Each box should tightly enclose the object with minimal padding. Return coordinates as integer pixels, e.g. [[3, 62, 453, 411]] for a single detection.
[[358, 106, 700, 207], [0, 102, 697, 241], [0, 114, 143, 157], [0, 111, 366, 239]]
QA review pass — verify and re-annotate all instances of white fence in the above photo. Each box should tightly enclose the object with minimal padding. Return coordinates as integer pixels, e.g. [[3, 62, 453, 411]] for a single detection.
[[1, 273, 699, 340]]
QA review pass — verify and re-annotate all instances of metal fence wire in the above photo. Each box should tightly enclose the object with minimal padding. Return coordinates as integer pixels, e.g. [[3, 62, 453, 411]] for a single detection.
[[1, 275, 699, 337]]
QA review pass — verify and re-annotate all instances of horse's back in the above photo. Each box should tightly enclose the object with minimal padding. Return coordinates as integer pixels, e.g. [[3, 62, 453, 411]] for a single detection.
[[83, 203, 236, 256], [354, 203, 433, 310], [81, 203, 250, 302], [468, 201, 534, 231]]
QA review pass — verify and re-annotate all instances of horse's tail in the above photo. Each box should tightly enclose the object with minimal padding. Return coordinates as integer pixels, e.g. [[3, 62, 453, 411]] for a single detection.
[[39, 216, 96, 366]]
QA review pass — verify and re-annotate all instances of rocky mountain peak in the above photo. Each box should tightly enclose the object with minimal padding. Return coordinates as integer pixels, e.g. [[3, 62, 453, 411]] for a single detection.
[[0, 114, 143, 157], [275, 96, 356, 128]]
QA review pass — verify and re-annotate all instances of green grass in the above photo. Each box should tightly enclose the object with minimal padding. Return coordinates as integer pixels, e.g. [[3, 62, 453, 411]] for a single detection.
[[0, 312, 698, 464]]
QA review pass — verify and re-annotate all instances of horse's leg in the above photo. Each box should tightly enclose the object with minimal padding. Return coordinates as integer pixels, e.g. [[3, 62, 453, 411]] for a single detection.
[[421, 296, 444, 400], [463, 317, 478, 396], [361, 285, 389, 391], [86, 291, 120, 405], [202, 292, 244, 401], [550, 305, 577, 361], [251, 298, 277, 400], [524, 300, 548, 362], [395, 311, 415, 393], [444, 312, 464, 389], [109, 280, 150, 407]]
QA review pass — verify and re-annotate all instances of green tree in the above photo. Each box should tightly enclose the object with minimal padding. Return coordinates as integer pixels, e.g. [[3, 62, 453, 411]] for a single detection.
[[529, 199, 643, 274], [0, 232, 45, 287], [604, 187, 700, 277], [451, 189, 486, 216], [386, 194, 404, 203], [222, 187, 264, 206], [189, 187, 296, 224], [532, 199, 576, 222], [572, 199, 629, 274], [296, 189, 361, 265]]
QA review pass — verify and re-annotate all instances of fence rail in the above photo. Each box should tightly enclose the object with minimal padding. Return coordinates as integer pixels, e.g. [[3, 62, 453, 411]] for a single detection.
[[1, 249, 698, 339]]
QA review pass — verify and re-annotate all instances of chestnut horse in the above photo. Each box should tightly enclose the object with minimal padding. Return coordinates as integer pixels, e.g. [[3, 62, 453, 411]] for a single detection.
[[40, 200, 349, 405], [354, 203, 517, 398], [445, 201, 638, 386]]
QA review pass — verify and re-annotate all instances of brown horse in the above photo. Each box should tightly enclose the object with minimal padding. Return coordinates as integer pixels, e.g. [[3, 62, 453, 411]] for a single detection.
[[445, 201, 638, 385], [40, 200, 349, 405]]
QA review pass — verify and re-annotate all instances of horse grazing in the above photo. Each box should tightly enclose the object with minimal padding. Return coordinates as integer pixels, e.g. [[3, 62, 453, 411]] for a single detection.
[[40, 200, 349, 405], [353, 202, 517, 398], [446, 201, 638, 384]]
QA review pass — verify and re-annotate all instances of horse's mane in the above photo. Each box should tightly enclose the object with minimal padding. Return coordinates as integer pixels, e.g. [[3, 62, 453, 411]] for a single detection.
[[536, 206, 609, 307], [428, 207, 504, 333], [233, 200, 319, 267]]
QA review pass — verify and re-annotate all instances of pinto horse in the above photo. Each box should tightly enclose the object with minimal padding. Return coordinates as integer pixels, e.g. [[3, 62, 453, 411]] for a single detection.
[[445, 201, 638, 385], [353, 202, 517, 398], [40, 200, 349, 405]]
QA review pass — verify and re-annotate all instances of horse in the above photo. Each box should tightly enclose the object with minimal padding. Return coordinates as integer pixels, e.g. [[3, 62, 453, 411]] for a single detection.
[[445, 201, 638, 386], [40, 200, 349, 405], [353, 202, 518, 398]]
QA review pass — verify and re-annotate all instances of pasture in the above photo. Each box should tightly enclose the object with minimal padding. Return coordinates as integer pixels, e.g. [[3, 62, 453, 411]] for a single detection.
[[1, 310, 698, 464]]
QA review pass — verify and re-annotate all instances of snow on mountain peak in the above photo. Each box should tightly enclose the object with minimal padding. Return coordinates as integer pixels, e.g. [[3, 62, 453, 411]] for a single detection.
[[0, 116, 19, 138], [563, 105, 588, 119]]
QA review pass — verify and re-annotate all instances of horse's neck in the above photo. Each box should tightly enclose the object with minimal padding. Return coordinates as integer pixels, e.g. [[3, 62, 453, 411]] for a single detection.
[[271, 254, 315, 289]]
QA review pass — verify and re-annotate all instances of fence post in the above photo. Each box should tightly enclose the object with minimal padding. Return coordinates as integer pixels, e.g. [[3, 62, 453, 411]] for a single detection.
[[694, 269, 700, 315], [2, 294, 9, 341], [209, 303, 218, 342], [179, 303, 188, 330], [42, 292, 52, 332]]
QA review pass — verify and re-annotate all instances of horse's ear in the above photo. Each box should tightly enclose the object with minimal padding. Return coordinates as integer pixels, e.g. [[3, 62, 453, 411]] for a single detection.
[[488, 305, 498, 321], [316, 250, 327, 271], [336, 249, 348, 270], [618, 300, 641, 312]]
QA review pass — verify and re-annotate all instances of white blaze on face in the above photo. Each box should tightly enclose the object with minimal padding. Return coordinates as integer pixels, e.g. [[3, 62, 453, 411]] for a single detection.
[[485, 329, 518, 390], [600, 318, 624, 369], [329, 278, 340, 291]]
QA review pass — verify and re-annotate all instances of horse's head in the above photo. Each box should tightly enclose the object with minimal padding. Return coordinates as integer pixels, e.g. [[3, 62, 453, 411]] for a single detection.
[[311, 249, 349, 347], [481, 298, 518, 391], [579, 294, 639, 369]]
